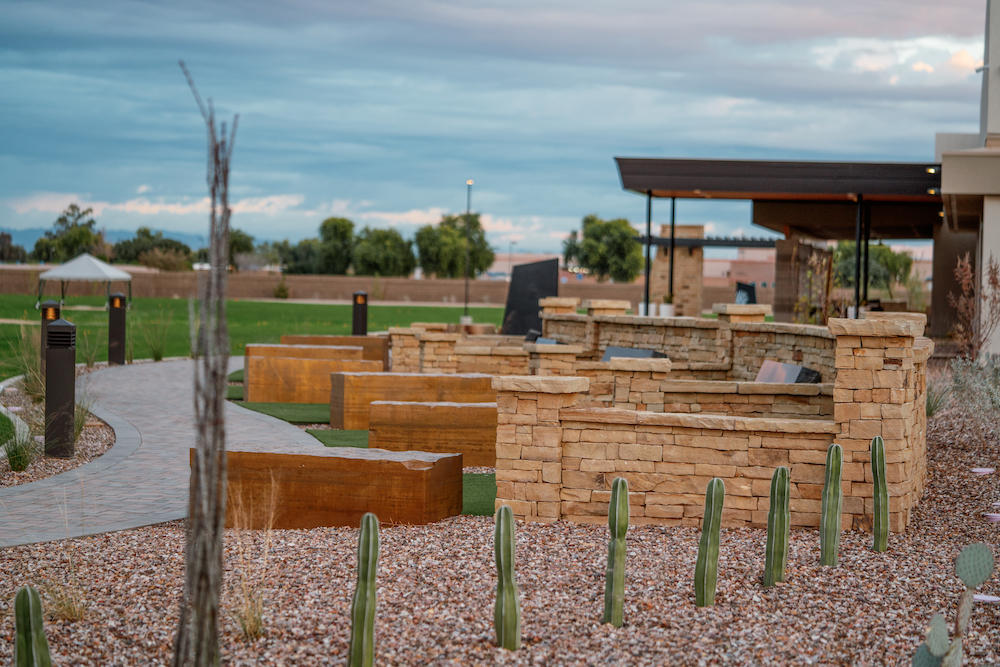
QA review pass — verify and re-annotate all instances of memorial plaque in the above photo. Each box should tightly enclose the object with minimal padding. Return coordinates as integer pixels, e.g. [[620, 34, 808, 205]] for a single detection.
[[735, 282, 757, 304], [501, 259, 558, 335], [754, 359, 821, 384], [601, 346, 666, 362]]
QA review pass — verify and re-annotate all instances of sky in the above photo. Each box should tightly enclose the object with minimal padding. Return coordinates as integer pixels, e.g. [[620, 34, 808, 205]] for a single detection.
[[0, 0, 989, 254]]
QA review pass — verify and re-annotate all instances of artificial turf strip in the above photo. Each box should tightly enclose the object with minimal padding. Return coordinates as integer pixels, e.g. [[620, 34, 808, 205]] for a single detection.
[[226, 384, 244, 401], [228, 369, 244, 383], [237, 402, 330, 424], [306, 428, 369, 448], [461, 473, 497, 516]]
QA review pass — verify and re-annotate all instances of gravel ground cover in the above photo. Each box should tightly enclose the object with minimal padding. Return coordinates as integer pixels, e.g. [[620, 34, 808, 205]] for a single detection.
[[0, 414, 997, 665]]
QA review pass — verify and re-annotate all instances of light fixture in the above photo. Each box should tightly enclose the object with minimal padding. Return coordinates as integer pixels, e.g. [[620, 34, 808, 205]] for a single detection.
[[927, 188, 938, 195], [925, 167, 937, 174], [466, 179, 474, 186]]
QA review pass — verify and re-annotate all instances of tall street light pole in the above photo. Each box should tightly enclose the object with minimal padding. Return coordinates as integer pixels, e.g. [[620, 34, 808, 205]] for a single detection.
[[464, 179, 473, 317]]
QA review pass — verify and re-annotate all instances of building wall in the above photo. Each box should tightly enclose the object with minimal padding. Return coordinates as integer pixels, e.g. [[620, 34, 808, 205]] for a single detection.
[[649, 224, 703, 317]]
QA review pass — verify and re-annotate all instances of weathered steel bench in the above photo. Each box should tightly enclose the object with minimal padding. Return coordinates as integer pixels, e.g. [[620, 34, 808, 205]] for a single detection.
[[245, 356, 382, 403], [368, 401, 498, 467], [280, 334, 389, 369]]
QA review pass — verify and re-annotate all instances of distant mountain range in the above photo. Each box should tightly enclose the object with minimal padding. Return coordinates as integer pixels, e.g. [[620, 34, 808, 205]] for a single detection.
[[1, 227, 208, 251]]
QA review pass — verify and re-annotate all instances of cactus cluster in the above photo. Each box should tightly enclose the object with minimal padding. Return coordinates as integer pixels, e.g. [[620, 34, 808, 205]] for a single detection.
[[348, 513, 379, 667], [494, 505, 522, 649], [763, 467, 790, 587], [14, 585, 51, 667], [819, 443, 843, 567], [694, 477, 725, 607], [602, 477, 629, 627], [870, 436, 889, 552], [912, 543, 996, 667]]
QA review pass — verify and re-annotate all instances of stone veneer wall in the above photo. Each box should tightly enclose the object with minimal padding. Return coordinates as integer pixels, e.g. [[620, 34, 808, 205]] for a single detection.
[[455, 346, 532, 375], [493, 313, 932, 533], [649, 224, 704, 317]]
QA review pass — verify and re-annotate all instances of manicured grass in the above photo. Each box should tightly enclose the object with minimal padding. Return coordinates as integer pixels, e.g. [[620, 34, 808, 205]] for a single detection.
[[237, 402, 329, 424], [228, 369, 244, 383], [226, 384, 244, 401], [0, 294, 503, 380], [461, 472, 497, 516], [305, 428, 369, 448]]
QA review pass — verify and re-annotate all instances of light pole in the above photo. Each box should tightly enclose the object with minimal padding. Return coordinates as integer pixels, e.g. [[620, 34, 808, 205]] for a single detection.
[[464, 179, 473, 318]]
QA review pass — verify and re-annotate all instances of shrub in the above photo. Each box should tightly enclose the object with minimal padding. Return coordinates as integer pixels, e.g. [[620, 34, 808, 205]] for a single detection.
[[4, 324, 44, 400], [948, 355, 1000, 446], [74, 394, 94, 444], [138, 308, 173, 361], [4, 431, 37, 472], [78, 329, 100, 368], [138, 247, 191, 271], [273, 277, 289, 299], [925, 381, 949, 418]]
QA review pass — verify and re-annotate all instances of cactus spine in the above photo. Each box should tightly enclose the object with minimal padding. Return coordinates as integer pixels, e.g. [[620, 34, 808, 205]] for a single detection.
[[348, 513, 379, 667], [694, 477, 725, 607], [870, 435, 889, 552], [763, 466, 790, 587], [602, 477, 629, 627], [494, 505, 521, 649], [13, 585, 51, 667], [819, 443, 843, 567]]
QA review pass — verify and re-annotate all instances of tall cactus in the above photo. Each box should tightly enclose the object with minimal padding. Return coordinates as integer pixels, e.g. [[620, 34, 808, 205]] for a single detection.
[[819, 443, 843, 567], [694, 477, 725, 607], [494, 505, 521, 650], [870, 435, 889, 552], [13, 585, 51, 667], [602, 477, 629, 627], [348, 513, 379, 667], [763, 466, 790, 587]]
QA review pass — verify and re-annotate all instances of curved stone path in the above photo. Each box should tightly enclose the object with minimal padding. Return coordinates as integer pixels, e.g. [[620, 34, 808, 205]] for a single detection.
[[0, 359, 322, 547]]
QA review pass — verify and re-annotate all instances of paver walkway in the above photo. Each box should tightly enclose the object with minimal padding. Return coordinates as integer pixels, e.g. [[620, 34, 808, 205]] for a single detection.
[[0, 359, 323, 547]]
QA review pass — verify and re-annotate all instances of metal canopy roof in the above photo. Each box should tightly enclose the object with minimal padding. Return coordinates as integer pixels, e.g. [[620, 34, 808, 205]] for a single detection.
[[615, 157, 944, 240]]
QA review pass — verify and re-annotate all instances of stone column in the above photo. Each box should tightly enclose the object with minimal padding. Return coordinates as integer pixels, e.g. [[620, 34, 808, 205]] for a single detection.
[[527, 343, 584, 376], [538, 297, 580, 316], [388, 327, 422, 372], [712, 303, 772, 324], [493, 375, 589, 522], [418, 332, 461, 373], [583, 299, 631, 317]]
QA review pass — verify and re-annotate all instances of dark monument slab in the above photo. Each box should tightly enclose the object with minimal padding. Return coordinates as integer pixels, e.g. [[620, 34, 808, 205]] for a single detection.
[[754, 359, 821, 384], [601, 346, 667, 362], [735, 282, 757, 305], [501, 259, 558, 335]]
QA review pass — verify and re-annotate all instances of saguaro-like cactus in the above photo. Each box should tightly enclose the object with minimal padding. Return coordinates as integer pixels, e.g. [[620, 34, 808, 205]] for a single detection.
[[348, 513, 379, 667], [14, 585, 51, 667], [494, 505, 521, 649], [763, 466, 790, 587], [694, 477, 725, 607], [870, 435, 889, 552], [819, 443, 843, 567], [602, 477, 629, 627]]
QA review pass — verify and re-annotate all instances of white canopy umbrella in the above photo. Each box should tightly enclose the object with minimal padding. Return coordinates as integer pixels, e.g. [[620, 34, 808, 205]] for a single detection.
[[36, 253, 132, 308]]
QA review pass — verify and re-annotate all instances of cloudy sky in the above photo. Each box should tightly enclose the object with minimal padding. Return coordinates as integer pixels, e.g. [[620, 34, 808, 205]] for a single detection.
[[0, 0, 988, 252]]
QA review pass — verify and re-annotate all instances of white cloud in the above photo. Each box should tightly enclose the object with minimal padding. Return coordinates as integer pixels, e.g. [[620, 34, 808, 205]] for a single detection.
[[948, 48, 982, 72], [911, 61, 935, 73], [136, 184, 150, 194]]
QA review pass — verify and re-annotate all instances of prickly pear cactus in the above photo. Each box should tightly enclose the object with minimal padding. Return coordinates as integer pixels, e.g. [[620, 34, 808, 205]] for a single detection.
[[13, 585, 51, 667], [925, 612, 950, 657], [602, 477, 629, 627], [694, 477, 725, 607], [870, 435, 889, 552], [348, 513, 379, 667], [494, 505, 521, 650], [955, 543, 995, 589], [819, 443, 843, 567], [763, 466, 790, 587]]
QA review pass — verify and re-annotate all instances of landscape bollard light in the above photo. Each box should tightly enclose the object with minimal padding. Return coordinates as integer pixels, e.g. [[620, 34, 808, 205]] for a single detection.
[[39, 299, 60, 376], [44, 318, 76, 458], [108, 292, 127, 365], [352, 291, 368, 336]]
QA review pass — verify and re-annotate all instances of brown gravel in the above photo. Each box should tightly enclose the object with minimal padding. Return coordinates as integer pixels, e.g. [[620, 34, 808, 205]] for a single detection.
[[0, 414, 997, 665], [0, 382, 115, 487]]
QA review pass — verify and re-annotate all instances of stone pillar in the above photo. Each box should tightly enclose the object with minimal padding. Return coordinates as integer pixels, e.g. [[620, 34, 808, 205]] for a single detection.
[[583, 299, 631, 317], [829, 313, 926, 532], [650, 224, 704, 317], [527, 343, 584, 376], [712, 303, 772, 324], [418, 332, 461, 373], [539, 297, 580, 316], [388, 327, 422, 372], [493, 375, 589, 522]]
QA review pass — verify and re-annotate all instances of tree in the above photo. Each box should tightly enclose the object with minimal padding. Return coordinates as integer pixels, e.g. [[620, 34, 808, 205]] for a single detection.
[[0, 232, 27, 263], [572, 214, 642, 283], [228, 228, 254, 270], [562, 230, 581, 269], [30, 204, 103, 263], [832, 241, 914, 299], [318, 217, 354, 274], [284, 238, 322, 274], [415, 213, 494, 279], [114, 227, 192, 264], [353, 227, 416, 276]]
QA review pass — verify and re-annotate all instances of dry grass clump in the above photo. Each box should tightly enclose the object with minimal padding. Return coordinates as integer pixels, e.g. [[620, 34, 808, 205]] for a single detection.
[[226, 479, 277, 642]]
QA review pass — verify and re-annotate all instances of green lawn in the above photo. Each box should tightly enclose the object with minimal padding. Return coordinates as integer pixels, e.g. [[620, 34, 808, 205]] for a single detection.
[[237, 402, 330, 424], [305, 428, 369, 448], [0, 294, 503, 380]]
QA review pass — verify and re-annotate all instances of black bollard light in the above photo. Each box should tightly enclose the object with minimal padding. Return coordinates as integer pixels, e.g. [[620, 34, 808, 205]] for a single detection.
[[44, 318, 76, 458], [352, 291, 368, 336], [108, 292, 127, 365], [39, 300, 60, 376]]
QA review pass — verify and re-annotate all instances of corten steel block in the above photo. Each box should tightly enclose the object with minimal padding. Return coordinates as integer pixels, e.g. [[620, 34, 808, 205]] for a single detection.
[[280, 334, 389, 368], [330, 372, 495, 430], [368, 401, 498, 466], [202, 448, 463, 529], [245, 357, 382, 403], [245, 344, 364, 361]]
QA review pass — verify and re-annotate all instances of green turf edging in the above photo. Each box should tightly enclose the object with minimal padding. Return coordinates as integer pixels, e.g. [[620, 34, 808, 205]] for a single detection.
[[226, 385, 244, 401], [307, 428, 369, 448], [237, 402, 329, 424], [462, 472, 496, 516], [228, 369, 244, 383]]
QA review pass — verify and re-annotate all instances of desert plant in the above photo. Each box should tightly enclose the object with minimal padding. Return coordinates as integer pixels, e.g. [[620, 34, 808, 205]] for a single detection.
[[5, 430, 38, 472], [925, 380, 949, 418], [13, 585, 52, 667], [349, 512, 379, 667], [602, 477, 629, 627], [5, 324, 44, 400], [819, 443, 843, 567], [763, 466, 790, 587], [138, 308, 173, 362], [948, 251, 1000, 360], [227, 479, 275, 642], [73, 393, 94, 445], [77, 329, 99, 368], [912, 543, 996, 667], [494, 505, 521, 649], [694, 477, 725, 607], [43, 579, 88, 622], [273, 276, 289, 299], [870, 436, 889, 552], [947, 355, 1000, 446]]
